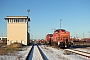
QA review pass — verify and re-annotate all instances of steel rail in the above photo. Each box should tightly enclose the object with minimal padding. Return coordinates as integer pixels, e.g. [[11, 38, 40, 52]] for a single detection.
[[65, 49, 90, 58], [37, 45, 49, 60], [26, 44, 34, 60]]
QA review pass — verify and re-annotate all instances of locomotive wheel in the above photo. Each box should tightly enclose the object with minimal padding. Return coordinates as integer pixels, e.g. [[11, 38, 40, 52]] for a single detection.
[[59, 42, 65, 48], [66, 42, 70, 48], [66, 42, 72, 48]]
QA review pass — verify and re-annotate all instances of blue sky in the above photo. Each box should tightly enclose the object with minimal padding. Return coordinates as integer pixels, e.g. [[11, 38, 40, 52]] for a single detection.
[[0, 0, 90, 39]]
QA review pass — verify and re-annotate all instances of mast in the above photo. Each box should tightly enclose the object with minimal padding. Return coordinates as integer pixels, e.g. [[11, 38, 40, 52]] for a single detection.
[[60, 19, 62, 29]]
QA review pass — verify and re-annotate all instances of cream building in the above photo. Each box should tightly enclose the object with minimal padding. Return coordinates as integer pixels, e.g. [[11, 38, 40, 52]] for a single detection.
[[4, 16, 30, 45]]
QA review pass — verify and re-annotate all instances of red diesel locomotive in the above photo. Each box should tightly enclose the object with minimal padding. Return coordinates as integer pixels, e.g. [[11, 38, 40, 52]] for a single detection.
[[46, 29, 72, 48]]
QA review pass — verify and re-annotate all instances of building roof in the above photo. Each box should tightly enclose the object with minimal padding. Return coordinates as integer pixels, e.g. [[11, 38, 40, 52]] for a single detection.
[[4, 16, 30, 21]]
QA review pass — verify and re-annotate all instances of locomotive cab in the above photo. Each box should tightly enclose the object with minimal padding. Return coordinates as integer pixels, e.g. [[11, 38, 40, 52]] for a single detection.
[[53, 29, 72, 48], [45, 34, 53, 45]]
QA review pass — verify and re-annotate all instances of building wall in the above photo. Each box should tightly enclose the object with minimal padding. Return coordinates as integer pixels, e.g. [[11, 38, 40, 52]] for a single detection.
[[7, 22, 27, 45]]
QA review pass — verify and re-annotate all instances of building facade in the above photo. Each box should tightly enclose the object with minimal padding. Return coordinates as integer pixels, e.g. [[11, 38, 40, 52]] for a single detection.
[[4, 16, 30, 45]]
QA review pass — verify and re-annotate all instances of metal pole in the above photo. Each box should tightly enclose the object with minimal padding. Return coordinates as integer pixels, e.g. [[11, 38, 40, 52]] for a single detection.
[[88, 31, 90, 38], [60, 19, 62, 29], [2, 33, 3, 37], [27, 9, 30, 17], [76, 34, 77, 39], [83, 32, 84, 38], [27, 9, 30, 33], [1, 33, 3, 40]]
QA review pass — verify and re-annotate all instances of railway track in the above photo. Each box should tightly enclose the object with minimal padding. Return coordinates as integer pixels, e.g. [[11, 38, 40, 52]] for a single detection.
[[65, 49, 90, 58], [26, 44, 48, 60]]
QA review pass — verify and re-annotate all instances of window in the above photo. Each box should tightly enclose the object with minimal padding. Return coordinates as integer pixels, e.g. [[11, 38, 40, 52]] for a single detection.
[[19, 19, 21, 22], [22, 19, 26, 22], [22, 19, 24, 22], [23, 19, 25, 22], [16, 19, 17, 22], [8, 19, 9, 23], [18, 19, 20, 22], [14, 19, 15, 22], [9, 19, 10, 22], [12, 19, 14, 23], [17, 19, 19, 23], [20, 19, 23, 22], [20, 19, 22, 22], [11, 19, 13, 23], [15, 19, 16, 22], [10, 19, 11, 22], [23, 19, 24, 22], [25, 19, 27, 22]]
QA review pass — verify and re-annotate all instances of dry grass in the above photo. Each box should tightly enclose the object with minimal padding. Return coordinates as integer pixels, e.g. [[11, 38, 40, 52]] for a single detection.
[[0, 43, 23, 55]]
